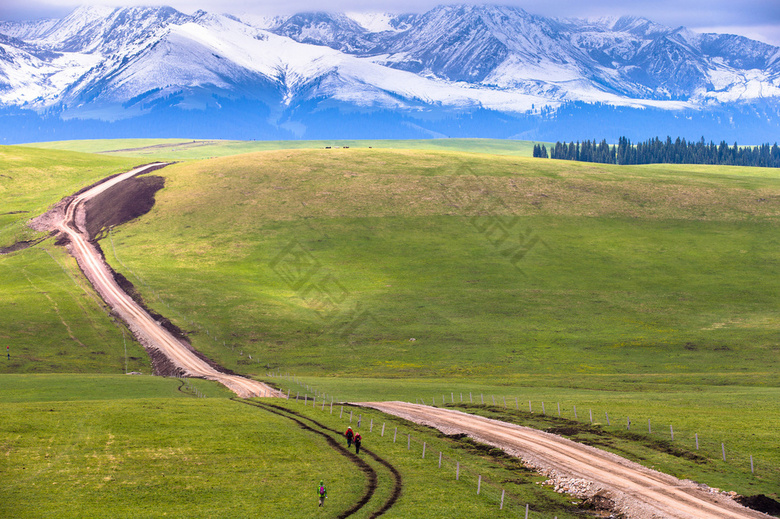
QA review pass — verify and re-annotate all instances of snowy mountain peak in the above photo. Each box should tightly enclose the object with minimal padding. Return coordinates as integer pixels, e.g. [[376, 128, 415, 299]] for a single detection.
[[1, 4, 779, 142]]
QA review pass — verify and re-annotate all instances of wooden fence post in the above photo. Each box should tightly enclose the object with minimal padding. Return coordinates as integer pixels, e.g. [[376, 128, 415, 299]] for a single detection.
[[477, 475, 481, 494]]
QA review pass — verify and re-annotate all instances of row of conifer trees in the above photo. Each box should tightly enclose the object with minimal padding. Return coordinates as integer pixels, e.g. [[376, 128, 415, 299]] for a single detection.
[[533, 137, 780, 168]]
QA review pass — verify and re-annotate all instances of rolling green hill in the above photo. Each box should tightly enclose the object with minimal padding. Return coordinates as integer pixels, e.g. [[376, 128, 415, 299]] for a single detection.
[[102, 148, 780, 384], [2, 142, 779, 514]]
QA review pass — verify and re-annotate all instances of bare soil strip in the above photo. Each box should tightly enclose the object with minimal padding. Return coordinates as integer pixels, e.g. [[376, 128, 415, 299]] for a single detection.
[[33, 164, 280, 398], [361, 401, 771, 519]]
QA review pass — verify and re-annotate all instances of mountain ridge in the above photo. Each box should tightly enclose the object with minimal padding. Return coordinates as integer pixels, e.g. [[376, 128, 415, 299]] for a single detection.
[[1, 4, 779, 142]]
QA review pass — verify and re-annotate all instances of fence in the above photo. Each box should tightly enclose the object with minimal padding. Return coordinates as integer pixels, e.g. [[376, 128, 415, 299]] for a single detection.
[[278, 384, 551, 516], [268, 372, 776, 486]]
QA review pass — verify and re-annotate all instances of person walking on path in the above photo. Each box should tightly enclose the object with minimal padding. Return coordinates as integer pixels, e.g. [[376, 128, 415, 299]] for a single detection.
[[318, 480, 328, 507], [354, 432, 362, 454], [345, 426, 354, 448]]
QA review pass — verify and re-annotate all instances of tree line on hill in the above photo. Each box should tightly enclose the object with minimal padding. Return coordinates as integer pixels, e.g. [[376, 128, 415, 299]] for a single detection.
[[532, 137, 780, 168]]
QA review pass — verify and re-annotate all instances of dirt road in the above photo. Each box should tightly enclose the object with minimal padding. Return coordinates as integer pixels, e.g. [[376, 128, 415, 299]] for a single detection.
[[46, 164, 280, 398], [361, 402, 770, 519]]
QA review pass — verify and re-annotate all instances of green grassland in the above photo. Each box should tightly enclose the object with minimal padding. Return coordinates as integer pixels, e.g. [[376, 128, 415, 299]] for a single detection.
[[22, 137, 539, 160], [90, 147, 780, 497], [104, 149, 780, 381], [2, 142, 779, 512], [0, 374, 586, 518], [0, 146, 152, 373], [0, 145, 141, 246]]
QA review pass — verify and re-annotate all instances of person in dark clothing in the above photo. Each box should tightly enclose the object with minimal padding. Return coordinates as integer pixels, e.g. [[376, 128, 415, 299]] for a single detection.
[[354, 432, 362, 454], [345, 426, 354, 447]]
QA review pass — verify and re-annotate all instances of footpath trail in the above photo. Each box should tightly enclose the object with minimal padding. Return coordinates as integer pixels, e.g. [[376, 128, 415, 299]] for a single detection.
[[46, 164, 280, 398], [361, 402, 771, 519], [236, 399, 403, 518]]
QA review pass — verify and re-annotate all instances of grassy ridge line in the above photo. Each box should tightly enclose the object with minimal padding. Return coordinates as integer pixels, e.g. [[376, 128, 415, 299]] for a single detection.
[[20, 138, 540, 160]]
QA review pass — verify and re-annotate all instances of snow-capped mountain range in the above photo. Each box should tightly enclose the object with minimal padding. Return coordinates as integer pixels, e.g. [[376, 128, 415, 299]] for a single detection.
[[1, 4, 779, 142]]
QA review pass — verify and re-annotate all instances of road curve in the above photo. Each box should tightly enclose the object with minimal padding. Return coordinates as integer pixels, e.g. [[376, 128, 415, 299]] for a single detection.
[[360, 402, 770, 519], [53, 164, 281, 398]]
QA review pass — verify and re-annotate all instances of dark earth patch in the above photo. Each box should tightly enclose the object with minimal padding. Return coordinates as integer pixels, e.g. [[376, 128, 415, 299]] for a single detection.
[[84, 174, 165, 240], [581, 490, 622, 517], [735, 494, 780, 516], [0, 231, 54, 254]]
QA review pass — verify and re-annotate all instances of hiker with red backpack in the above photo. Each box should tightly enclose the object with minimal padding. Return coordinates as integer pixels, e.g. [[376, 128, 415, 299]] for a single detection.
[[354, 432, 362, 454], [345, 426, 354, 447], [317, 480, 327, 507]]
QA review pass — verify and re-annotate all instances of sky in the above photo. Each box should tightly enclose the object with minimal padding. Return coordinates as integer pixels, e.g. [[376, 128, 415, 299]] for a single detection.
[[2, 0, 780, 46]]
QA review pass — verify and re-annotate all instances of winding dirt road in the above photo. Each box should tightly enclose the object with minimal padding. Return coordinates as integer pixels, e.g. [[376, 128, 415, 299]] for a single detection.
[[361, 402, 770, 519], [33, 164, 771, 516], [49, 164, 281, 398]]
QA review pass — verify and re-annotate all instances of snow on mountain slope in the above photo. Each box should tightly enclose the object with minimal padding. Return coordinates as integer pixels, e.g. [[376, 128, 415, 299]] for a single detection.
[[345, 12, 410, 33], [0, 33, 101, 105], [0, 3, 779, 131]]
